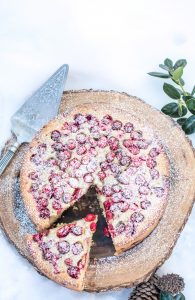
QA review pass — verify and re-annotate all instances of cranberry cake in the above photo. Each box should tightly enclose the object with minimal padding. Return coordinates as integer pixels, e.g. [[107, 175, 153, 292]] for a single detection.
[[21, 104, 170, 253], [27, 214, 97, 291]]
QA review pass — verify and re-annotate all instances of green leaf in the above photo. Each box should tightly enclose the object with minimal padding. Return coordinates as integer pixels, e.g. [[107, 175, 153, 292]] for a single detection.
[[161, 102, 187, 118], [186, 98, 195, 114], [182, 95, 192, 101], [148, 72, 170, 78], [174, 59, 187, 70], [174, 293, 185, 300], [164, 58, 173, 69], [177, 118, 187, 126], [191, 85, 195, 96], [159, 64, 170, 71], [180, 78, 185, 86], [182, 115, 195, 134], [163, 83, 181, 99], [160, 291, 174, 300], [172, 67, 183, 81]]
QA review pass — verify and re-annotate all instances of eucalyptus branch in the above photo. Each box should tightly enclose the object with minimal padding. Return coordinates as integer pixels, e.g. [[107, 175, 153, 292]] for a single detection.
[[148, 58, 195, 135]]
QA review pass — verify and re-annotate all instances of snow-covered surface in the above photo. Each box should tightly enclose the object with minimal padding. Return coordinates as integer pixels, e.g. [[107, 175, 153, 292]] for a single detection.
[[0, 1, 195, 299]]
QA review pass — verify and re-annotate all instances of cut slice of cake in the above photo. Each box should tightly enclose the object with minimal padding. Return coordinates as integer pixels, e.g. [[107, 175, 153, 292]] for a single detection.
[[27, 214, 97, 291]]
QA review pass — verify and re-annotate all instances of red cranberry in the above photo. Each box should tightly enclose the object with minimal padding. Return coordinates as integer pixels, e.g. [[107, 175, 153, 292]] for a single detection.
[[57, 225, 70, 238], [68, 178, 79, 188], [77, 255, 87, 269], [70, 124, 79, 133], [122, 188, 132, 199], [72, 242, 83, 255], [30, 154, 41, 165], [37, 143, 47, 155], [129, 202, 139, 211], [120, 202, 129, 212], [33, 233, 43, 242], [39, 208, 50, 219], [119, 156, 131, 166], [146, 158, 157, 169], [98, 171, 106, 180], [150, 169, 159, 180], [81, 155, 90, 165], [100, 161, 109, 171], [67, 139, 76, 150], [136, 140, 149, 149], [74, 113, 86, 125], [98, 136, 108, 148], [108, 137, 119, 150], [70, 158, 81, 169], [112, 120, 122, 130], [57, 241, 70, 254], [125, 223, 136, 236], [102, 115, 113, 125], [141, 200, 151, 209], [37, 198, 48, 209], [106, 152, 115, 162], [102, 185, 113, 196], [106, 211, 113, 221], [88, 137, 97, 147], [131, 157, 142, 167], [139, 185, 150, 195], [57, 150, 71, 161], [52, 142, 64, 151], [59, 161, 68, 171], [123, 139, 132, 148], [131, 130, 142, 140], [112, 184, 121, 193], [104, 200, 111, 211], [89, 147, 97, 156], [111, 192, 122, 203], [76, 133, 87, 144], [87, 115, 99, 126], [135, 174, 146, 186], [116, 222, 126, 234], [124, 122, 134, 133], [62, 122, 69, 130], [103, 226, 110, 237], [53, 186, 64, 200], [67, 266, 80, 279], [90, 222, 97, 231], [127, 166, 137, 175], [65, 258, 73, 266], [128, 145, 140, 155], [77, 145, 87, 155], [30, 182, 39, 192], [84, 173, 93, 183], [149, 148, 160, 158], [117, 173, 129, 185], [51, 130, 61, 141], [52, 201, 62, 210], [85, 214, 96, 222], [131, 212, 144, 223], [152, 187, 164, 198], [48, 172, 60, 184], [71, 225, 83, 236], [45, 158, 57, 167], [110, 163, 120, 174]]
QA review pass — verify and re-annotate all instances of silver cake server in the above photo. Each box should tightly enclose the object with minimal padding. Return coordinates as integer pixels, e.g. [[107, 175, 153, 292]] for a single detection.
[[0, 64, 69, 176]]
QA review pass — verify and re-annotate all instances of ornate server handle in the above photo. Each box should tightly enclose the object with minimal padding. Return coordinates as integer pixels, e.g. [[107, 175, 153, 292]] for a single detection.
[[0, 141, 21, 176]]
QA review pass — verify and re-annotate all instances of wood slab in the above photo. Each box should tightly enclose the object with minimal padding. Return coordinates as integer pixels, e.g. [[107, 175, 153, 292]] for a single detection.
[[0, 90, 195, 292]]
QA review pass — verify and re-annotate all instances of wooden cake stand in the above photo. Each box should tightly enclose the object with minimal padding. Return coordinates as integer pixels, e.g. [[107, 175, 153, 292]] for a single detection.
[[0, 90, 195, 292]]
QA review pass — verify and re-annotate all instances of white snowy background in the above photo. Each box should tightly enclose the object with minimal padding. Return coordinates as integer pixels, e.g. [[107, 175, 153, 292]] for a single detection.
[[0, 1, 195, 299]]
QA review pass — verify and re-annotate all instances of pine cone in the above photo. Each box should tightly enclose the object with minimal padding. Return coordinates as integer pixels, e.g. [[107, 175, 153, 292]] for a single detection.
[[129, 275, 160, 300], [155, 273, 185, 295]]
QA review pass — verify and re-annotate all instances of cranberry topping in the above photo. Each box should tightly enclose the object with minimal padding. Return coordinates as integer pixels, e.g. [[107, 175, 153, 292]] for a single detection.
[[51, 130, 61, 141], [108, 137, 119, 151], [56, 225, 70, 238], [106, 211, 113, 221], [52, 201, 62, 211], [70, 158, 81, 169], [128, 145, 140, 155], [70, 124, 79, 133], [85, 214, 96, 222], [71, 188, 81, 200], [39, 208, 50, 219], [135, 174, 146, 186], [110, 163, 120, 174], [52, 142, 64, 151], [119, 156, 131, 166], [102, 115, 113, 125], [146, 158, 157, 169], [150, 169, 159, 180], [59, 161, 68, 171], [74, 113, 86, 125], [45, 158, 57, 167], [98, 171, 106, 180], [57, 150, 71, 161], [103, 226, 110, 237], [37, 198, 48, 210], [30, 154, 41, 165], [76, 133, 87, 144], [97, 136, 108, 148], [77, 254, 87, 269], [84, 173, 93, 183], [125, 222, 136, 236], [136, 139, 149, 149], [131, 157, 142, 167], [111, 192, 122, 203], [141, 200, 151, 209], [149, 147, 160, 158], [67, 266, 80, 279], [102, 185, 113, 196], [131, 212, 144, 223], [77, 145, 87, 155], [88, 137, 97, 147], [117, 173, 129, 185], [33, 233, 43, 242], [123, 139, 132, 148], [106, 152, 115, 162], [116, 222, 126, 234], [28, 171, 39, 180], [131, 130, 142, 140], [57, 241, 70, 254], [71, 225, 83, 236], [100, 161, 109, 171], [139, 185, 150, 195], [64, 258, 73, 266], [90, 222, 97, 231], [81, 155, 90, 165], [124, 122, 134, 133], [67, 139, 76, 150], [112, 184, 121, 193], [122, 187, 132, 199], [37, 143, 47, 155], [152, 187, 165, 197], [112, 120, 122, 130], [72, 242, 83, 255]]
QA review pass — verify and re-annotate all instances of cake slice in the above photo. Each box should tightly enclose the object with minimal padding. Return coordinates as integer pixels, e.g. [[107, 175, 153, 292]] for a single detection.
[[27, 214, 97, 291]]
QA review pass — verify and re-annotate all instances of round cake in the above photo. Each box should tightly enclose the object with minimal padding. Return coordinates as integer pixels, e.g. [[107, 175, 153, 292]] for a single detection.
[[20, 103, 170, 254]]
